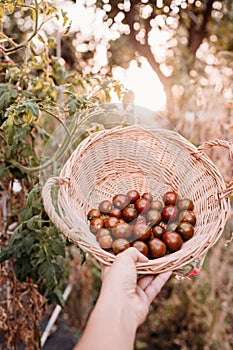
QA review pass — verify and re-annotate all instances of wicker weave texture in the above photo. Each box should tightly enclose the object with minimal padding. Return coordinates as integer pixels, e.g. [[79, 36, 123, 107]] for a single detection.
[[42, 125, 232, 274]]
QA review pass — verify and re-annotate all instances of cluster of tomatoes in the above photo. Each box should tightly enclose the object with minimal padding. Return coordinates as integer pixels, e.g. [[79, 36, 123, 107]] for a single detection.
[[87, 190, 196, 259]]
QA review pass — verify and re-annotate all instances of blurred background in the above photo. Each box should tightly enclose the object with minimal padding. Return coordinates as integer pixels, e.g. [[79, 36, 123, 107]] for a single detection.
[[0, 1, 232, 349]]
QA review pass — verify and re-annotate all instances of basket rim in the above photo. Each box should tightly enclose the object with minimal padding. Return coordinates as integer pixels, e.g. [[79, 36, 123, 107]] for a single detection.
[[42, 125, 232, 274]]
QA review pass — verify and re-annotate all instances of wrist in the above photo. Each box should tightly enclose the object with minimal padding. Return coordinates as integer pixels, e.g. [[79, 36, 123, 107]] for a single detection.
[[90, 291, 138, 349], [96, 290, 138, 330]]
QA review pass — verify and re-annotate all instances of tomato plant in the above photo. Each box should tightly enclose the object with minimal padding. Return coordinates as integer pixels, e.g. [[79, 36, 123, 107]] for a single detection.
[[0, 1, 124, 348]]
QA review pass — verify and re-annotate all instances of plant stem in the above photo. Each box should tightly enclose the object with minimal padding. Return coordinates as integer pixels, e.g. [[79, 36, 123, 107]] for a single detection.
[[40, 107, 71, 137], [8, 106, 110, 174], [1, 0, 39, 54]]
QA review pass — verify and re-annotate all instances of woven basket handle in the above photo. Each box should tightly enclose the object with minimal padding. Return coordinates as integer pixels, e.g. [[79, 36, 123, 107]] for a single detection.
[[42, 177, 71, 234], [197, 139, 233, 200]]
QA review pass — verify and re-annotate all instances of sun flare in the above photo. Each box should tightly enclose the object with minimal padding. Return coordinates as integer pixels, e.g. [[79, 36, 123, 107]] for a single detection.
[[112, 58, 166, 112]]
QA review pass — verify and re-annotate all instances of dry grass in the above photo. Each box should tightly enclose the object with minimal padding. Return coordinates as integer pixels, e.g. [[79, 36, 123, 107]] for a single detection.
[[62, 248, 102, 332], [136, 219, 233, 350], [0, 261, 45, 350], [176, 113, 233, 183]]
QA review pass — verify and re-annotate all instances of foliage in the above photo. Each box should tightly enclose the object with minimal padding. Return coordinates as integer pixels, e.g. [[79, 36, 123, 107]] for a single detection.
[[0, 1, 124, 348], [0, 185, 67, 304]]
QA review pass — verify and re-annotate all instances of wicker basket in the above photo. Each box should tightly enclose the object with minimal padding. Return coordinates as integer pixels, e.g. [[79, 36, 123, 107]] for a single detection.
[[42, 125, 233, 274]]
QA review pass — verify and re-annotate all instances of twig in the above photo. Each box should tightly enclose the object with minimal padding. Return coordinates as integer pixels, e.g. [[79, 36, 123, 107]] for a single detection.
[[1, 0, 39, 54]]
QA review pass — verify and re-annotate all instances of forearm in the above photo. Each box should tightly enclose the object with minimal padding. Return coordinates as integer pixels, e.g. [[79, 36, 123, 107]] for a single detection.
[[74, 293, 137, 350], [73, 249, 171, 350]]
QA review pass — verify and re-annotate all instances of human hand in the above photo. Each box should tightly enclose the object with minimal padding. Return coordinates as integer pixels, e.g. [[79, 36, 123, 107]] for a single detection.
[[100, 247, 172, 329], [74, 248, 172, 350]]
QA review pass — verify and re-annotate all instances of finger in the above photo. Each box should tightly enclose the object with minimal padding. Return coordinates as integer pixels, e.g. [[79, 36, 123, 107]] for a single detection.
[[138, 275, 154, 290], [144, 271, 172, 305], [101, 248, 148, 283], [115, 247, 149, 264]]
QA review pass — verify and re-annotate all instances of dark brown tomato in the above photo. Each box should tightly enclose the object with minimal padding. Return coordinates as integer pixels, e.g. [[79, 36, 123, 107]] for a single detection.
[[109, 207, 122, 219], [98, 235, 113, 250], [133, 222, 151, 241], [96, 228, 111, 241], [162, 205, 178, 222], [151, 225, 166, 239], [87, 208, 101, 220], [176, 222, 194, 241], [148, 238, 166, 258], [142, 192, 153, 202], [166, 222, 178, 232], [177, 198, 194, 211], [112, 222, 132, 239], [179, 210, 196, 226], [163, 191, 178, 205], [131, 240, 149, 257], [150, 200, 163, 212], [104, 216, 119, 229], [123, 207, 138, 223], [146, 210, 162, 226], [127, 189, 140, 203], [112, 238, 130, 255], [162, 232, 183, 252], [113, 194, 130, 210], [135, 198, 151, 214], [90, 217, 104, 234], [99, 200, 112, 214]]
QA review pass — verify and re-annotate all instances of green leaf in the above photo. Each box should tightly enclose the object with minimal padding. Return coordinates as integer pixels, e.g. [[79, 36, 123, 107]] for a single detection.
[[6, 124, 14, 146], [19, 207, 33, 222], [101, 81, 110, 90], [10, 224, 24, 245], [26, 215, 41, 230], [0, 246, 14, 263], [104, 89, 111, 102], [13, 256, 32, 281], [31, 248, 46, 267], [21, 236, 34, 254], [49, 288, 65, 307], [0, 88, 17, 111], [38, 259, 57, 289], [67, 99, 78, 115], [50, 237, 65, 258], [21, 143, 33, 158], [62, 21, 72, 36], [0, 163, 9, 178], [22, 90, 34, 98], [26, 185, 39, 207], [24, 101, 40, 118]]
